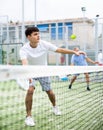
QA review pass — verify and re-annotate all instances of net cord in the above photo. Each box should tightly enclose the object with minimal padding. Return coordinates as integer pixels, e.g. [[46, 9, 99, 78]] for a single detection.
[[0, 65, 103, 81]]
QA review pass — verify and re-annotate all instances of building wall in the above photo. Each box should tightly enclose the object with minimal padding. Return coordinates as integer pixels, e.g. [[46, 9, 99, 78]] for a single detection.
[[73, 22, 94, 49]]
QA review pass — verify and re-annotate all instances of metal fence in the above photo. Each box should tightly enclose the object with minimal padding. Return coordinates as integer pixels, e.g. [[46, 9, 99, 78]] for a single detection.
[[0, 17, 103, 65]]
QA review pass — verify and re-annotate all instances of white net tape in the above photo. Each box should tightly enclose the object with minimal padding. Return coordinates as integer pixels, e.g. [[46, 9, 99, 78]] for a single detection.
[[0, 65, 103, 81]]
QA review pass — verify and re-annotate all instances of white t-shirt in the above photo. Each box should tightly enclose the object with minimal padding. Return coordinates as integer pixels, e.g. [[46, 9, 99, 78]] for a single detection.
[[20, 40, 58, 65], [98, 52, 103, 64]]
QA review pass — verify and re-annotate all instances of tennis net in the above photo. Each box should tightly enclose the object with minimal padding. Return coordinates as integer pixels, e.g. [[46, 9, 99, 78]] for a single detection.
[[0, 65, 103, 130]]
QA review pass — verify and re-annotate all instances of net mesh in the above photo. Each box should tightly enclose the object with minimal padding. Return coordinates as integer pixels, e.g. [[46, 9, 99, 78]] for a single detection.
[[0, 65, 103, 130]]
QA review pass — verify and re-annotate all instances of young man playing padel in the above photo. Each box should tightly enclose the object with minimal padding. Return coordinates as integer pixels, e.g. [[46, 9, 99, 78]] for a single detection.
[[20, 27, 85, 126]]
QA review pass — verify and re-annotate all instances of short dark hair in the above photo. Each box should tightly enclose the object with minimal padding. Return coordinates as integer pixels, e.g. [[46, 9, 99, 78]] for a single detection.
[[25, 27, 39, 37]]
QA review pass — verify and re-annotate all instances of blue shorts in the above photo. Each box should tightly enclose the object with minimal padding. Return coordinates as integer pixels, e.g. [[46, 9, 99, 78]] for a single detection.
[[29, 77, 51, 91], [74, 73, 89, 76], [74, 74, 80, 76]]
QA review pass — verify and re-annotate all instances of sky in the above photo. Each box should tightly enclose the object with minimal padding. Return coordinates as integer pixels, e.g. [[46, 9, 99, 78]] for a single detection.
[[0, 0, 103, 23]]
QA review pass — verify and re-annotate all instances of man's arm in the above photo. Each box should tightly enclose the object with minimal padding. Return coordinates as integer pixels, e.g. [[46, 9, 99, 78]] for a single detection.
[[21, 59, 28, 65], [70, 63, 74, 66], [21, 59, 33, 83], [55, 48, 80, 55], [86, 57, 99, 64]]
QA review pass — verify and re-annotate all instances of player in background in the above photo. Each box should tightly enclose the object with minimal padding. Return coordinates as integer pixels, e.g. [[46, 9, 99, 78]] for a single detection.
[[68, 47, 99, 91], [98, 50, 103, 66], [20, 27, 85, 127]]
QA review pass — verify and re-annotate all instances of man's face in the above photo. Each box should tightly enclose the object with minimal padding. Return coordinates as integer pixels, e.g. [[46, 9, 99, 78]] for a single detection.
[[27, 32, 40, 43], [74, 47, 79, 52]]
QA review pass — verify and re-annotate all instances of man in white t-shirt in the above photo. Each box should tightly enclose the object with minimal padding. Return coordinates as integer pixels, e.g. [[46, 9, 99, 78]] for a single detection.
[[19, 27, 84, 127], [98, 50, 103, 66]]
